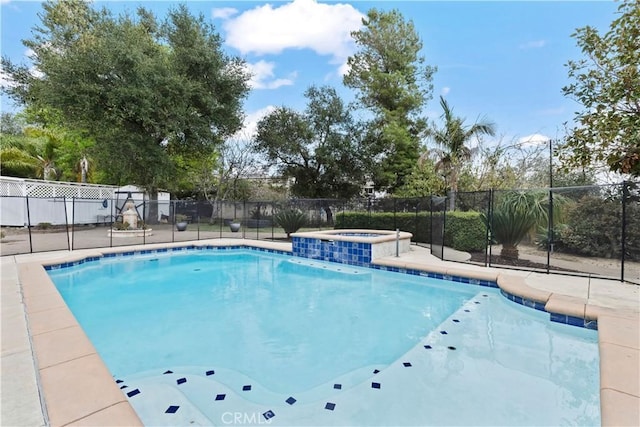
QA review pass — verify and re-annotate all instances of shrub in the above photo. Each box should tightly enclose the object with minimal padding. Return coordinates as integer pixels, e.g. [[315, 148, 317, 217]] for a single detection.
[[558, 195, 640, 260], [484, 191, 558, 259], [274, 209, 306, 238], [447, 212, 487, 252], [114, 221, 130, 230], [36, 222, 52, 230]]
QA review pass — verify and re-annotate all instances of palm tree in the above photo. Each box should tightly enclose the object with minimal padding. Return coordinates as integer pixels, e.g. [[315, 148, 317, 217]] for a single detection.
[[24, 127, 61, 180], [428, 96, 496, 209]]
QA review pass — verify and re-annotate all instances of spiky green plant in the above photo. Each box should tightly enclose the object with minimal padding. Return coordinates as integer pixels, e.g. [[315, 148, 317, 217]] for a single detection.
[[485, 191, 566, 259], [274, 209, 306, 238]]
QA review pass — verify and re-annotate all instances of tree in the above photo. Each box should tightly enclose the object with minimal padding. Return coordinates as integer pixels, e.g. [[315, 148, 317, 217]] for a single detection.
[[395, 156, 445, 197], [177, 133, 260, 222], [253, 85, 366, 223], [2, 1, 250, 221], [0, 124, 59, 180], [0, 113, 26, 135], [344, 8, 436, 192], [428, 96, 496, 209], [561, 0, 640, 177]]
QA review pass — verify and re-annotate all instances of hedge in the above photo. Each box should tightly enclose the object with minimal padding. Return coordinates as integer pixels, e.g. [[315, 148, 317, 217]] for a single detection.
[[558, 196, 640, 261], [334, 211, 486, 252]]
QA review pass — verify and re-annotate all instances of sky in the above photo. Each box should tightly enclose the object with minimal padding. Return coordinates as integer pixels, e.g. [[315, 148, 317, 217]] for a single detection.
[[0, 0, 620, 147]]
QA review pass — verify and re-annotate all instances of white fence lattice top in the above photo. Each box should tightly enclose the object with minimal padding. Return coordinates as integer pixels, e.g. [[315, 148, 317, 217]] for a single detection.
[[0, 176, 118, 199]]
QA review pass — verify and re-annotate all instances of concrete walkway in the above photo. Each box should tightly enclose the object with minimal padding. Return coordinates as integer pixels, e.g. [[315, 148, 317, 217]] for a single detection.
[[2, 240, 639, 426]]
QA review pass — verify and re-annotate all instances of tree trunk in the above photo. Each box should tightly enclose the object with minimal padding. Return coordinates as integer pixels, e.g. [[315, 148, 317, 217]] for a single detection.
[[80, 156, 89, 183], [323, 205, 334, 226], [147, 187, 159, 225], [500, 244, 519, 260]]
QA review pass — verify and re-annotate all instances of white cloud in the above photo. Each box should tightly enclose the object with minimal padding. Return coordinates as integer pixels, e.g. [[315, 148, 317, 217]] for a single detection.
[[440, 87, 450, 96], [212, 7, 238, 20], [518, 133, 550, 147], [246, 60, 296, 90], [237, 105, 277, 138], [223, 0, 363, 71], [519, 40, 546, 49], [0, 66, 16, 89], [29, 66, 44, 79]]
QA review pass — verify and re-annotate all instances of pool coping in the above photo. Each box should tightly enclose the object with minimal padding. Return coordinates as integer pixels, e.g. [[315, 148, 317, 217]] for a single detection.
[[291, 229, 413, 244], [12, 239, 640, 426]]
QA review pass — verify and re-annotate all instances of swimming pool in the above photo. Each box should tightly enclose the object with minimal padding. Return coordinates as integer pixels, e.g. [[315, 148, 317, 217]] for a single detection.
[[48, 248, 600, 426]]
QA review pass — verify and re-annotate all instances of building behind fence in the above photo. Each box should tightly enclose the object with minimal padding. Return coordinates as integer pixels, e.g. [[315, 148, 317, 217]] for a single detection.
[[1, 176, 638, 284]]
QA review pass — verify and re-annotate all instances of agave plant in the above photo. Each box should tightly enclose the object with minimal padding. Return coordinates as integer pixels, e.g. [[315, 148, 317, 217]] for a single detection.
[[485, 191, 566, 259], [274, 209, 306, 239]]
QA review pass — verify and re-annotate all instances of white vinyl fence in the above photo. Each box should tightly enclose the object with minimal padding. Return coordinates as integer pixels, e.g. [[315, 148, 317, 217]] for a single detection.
[[0, 176, 169, 226]]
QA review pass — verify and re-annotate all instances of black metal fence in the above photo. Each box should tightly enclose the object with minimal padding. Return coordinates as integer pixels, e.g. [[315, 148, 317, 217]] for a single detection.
[[1, 182, 638, 284]]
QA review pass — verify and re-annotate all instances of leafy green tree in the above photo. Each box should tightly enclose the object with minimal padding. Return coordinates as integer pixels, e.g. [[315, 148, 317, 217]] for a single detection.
[[0, 114, 36, 177], [22, 127, 61, 180], [344, 8, 436, 192], [0, 125, 59, 180], [254, 85, 365, 223], [428, 96, 496, 208], [561, 0, 640, 177], [2, 0, 249, 221], [395, 156, 445, 197], [0, 113, 26, 135]]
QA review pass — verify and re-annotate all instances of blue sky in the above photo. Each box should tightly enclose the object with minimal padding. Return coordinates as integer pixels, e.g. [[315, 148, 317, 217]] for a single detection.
[[1, 0, 619, 146]]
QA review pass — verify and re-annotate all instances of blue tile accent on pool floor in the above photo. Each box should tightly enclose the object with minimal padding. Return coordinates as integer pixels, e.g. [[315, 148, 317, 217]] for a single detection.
[[263, 410, 275, 420], [115, 290, 599, 427]]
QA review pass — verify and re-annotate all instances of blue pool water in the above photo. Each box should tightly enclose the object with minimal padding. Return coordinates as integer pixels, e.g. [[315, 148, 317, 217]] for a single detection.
[[48, 248, 600, 426]]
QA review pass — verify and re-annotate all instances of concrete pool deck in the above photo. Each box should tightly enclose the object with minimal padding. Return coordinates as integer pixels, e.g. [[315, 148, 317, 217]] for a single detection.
[[2, 240, 639, 426]]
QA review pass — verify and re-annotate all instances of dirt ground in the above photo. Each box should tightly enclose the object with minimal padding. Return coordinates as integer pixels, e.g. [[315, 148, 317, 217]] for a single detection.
[[475, 243, 640, 282]]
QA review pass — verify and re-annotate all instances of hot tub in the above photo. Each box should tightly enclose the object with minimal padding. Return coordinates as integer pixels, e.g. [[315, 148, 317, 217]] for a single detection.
[[290, 229, 413, 266]]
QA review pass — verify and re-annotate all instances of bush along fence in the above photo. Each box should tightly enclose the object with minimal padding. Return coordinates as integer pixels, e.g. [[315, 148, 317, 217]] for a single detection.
[[0, 182, 637, 284]]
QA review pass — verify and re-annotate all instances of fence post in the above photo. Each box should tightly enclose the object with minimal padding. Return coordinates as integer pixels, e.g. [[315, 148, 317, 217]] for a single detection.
[[393, 198, 397, 230], [488, 190, 494, 266], [621, 181, 628, 282], [171, 200, 175, 243], [547, 188, 554, 274], [484, 190, 492, 267], [25, 196, 33, 253], [196, 201, 200, 241], [429, 196, 433, 254], [64, 196, 72, 251]]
